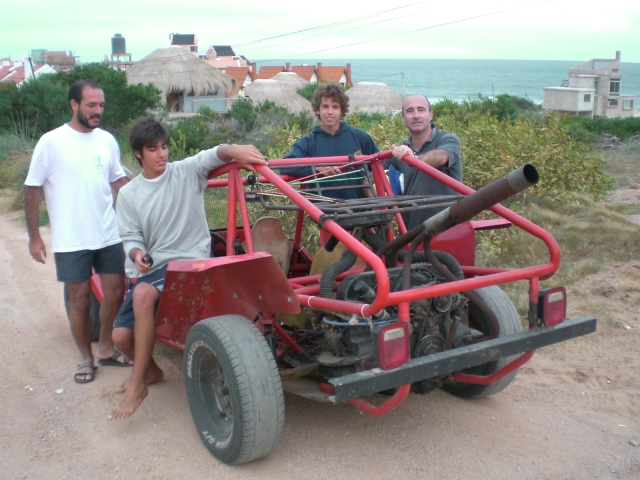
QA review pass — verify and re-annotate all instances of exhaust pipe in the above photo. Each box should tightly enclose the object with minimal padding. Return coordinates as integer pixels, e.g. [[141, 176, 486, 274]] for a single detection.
[[422, 164, 539, 237], [410, 164, 539, 339]]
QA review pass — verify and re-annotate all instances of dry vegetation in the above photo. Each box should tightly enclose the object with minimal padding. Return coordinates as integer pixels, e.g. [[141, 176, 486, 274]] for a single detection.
[[476, 140, 640, 322]]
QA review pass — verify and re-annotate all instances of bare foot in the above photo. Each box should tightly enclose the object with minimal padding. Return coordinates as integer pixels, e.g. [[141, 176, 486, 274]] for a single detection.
[[108, 382, 148, 420], [116, 365, 164, 394]]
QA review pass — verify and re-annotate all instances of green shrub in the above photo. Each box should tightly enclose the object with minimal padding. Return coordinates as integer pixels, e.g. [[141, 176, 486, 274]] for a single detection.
[[296, 83, 318, 102], [0, 64, 161, 140], [227, 99, 258, 131], [561, 115, 640, 142], [438, 111, 612, 200], [169, 115, 213, 156], [196, 105, 218, 121]]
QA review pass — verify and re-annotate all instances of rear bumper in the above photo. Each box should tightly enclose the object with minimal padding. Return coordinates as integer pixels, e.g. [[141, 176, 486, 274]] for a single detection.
[[329, 316, 596, 403]]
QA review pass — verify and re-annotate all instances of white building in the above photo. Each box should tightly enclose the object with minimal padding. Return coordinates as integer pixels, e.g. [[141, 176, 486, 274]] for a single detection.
[[543, 51, 636, 118]]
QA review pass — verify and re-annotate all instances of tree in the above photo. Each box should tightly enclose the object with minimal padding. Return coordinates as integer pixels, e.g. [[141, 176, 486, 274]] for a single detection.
[[0, 63, 161, 139], [57, 63, 161, 133]]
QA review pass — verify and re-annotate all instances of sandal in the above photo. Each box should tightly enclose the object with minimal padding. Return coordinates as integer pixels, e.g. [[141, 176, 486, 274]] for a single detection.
[[97, 349, 133, 367], [74, 362, 96, 384]]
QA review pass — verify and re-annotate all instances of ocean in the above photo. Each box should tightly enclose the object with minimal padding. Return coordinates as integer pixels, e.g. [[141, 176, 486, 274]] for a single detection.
[[258, 58, 640, 105]]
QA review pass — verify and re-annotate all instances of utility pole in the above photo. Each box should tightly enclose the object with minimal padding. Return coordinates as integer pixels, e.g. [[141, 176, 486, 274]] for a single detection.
[[28, 56, 35, 80]]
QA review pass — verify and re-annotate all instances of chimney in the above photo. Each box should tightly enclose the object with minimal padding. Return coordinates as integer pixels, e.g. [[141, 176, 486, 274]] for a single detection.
[[616, 51, 621, 61], [346, 63, 352, 86], [286, 62, 290, 71], [251, 63, 257, 77]]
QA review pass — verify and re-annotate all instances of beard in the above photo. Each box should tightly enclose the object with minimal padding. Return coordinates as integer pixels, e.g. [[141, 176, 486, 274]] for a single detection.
[[77, 109, 100, 130]]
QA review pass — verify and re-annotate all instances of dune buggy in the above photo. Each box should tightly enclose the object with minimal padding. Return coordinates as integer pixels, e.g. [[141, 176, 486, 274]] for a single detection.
[[90, 151, 595, 464]]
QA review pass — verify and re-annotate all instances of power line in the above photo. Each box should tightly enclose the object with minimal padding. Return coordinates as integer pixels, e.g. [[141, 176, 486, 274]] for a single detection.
[[122, 0, 555, 73], [246, 4, 436, 56], [234, 1, 432, 48], [259, 0, 554, 61]]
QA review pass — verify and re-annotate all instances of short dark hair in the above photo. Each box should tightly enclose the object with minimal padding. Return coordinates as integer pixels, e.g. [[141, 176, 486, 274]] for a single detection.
[[311, 83, 349, 118], [68, 80, 101, 110], [128, 118, 170, 166]]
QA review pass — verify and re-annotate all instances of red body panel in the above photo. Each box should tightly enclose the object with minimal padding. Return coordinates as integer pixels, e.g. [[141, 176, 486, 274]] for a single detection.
[[154, 253, 300, 348], [430, 222, 476, 267]]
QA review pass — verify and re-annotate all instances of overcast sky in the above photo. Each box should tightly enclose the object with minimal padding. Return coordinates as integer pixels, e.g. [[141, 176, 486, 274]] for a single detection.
[[2, 0, 639, 64]]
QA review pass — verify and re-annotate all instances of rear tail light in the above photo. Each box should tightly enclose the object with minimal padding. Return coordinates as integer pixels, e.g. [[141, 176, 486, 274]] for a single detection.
[[374, 322, 410, 370], [538, 287, 567, 327]]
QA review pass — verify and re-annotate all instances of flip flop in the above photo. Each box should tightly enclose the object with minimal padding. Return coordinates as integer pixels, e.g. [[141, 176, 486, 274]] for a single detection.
[[98, 349, 133, 367], [74, 362, 96, 384]]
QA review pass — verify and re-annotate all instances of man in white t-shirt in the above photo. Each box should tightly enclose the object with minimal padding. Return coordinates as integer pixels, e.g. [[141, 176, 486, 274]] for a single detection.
[[24, 80, 131, 385]]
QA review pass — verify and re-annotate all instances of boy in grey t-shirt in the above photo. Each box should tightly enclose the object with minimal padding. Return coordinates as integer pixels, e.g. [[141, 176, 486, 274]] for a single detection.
[[109, 118, 266, 421]]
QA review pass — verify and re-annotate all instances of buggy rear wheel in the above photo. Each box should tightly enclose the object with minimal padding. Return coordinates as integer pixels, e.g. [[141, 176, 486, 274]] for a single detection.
[[63, 284, 100, 342], [442, 285, 523, 399], [183, 315, 285, 465]]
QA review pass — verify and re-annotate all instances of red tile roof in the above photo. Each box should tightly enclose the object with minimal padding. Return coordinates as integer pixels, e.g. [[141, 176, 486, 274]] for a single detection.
[[290, 66, 317, 82], [1, 65, 25, 84], [255, 66, 286, 80], [1, 63, 51, 84], [318, 65, 352, 87], [224, 67, 252, 93], [0, 63, 15, 81], [251, 63, 352, 86]]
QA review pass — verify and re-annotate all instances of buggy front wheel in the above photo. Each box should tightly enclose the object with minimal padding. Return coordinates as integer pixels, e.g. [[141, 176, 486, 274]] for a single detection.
[[183, 315, 285, 464]]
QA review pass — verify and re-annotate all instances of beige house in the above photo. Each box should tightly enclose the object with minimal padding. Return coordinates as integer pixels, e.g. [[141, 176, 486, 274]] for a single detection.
[[169, 33, 199, 55], [543, 51, 636, 118], [203, 45, 251, 70]]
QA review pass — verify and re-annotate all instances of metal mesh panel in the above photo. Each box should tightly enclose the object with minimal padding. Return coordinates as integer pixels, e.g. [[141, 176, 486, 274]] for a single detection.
[[203, 179, 311, 242]]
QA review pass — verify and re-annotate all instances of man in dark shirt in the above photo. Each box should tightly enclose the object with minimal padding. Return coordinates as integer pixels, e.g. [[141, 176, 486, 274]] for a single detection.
[[280, 83, 379, 200], [384, 94, 462, 229]]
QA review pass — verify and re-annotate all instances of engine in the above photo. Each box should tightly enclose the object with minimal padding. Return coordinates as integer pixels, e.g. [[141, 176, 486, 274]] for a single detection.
[[309, 264, 478, 393]]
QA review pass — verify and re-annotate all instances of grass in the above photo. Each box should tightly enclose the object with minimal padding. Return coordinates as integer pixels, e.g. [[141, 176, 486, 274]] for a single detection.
[[0, 133, 35, 160], [606, 203, 640, 215], [600, 138, 640, 187], [474, 141, 640, 317]]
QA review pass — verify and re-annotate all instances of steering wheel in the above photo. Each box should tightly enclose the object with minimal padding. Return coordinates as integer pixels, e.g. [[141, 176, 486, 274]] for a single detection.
[[210, 231, 227, 257]]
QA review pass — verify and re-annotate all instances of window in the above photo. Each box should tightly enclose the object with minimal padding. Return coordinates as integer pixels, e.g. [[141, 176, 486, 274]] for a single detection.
[[584, 94, 591, 102], [189, 46, 198, 53], [609, 79, 620, 96], [608, 100, 618, 107], [624, 99, 634, 110]]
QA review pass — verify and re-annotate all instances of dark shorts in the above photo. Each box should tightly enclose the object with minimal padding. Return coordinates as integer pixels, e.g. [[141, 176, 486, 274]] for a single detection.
[[113, 265, 167, 330], [54, 242, 126, 283]]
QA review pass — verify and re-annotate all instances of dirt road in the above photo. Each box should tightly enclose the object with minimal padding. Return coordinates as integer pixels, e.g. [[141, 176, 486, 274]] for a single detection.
[[1, 211, 639, 479]]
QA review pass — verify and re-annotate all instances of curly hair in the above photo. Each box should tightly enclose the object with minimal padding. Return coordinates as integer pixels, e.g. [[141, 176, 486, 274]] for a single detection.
[[311, 83, 349, 118]]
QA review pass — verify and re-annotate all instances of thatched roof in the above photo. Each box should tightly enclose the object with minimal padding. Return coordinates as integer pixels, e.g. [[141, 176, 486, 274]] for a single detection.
[[272, 72, 308, 90], [244, 79, 313, 115], [346, 81, 405, 114], [127, 47, 235, 96]]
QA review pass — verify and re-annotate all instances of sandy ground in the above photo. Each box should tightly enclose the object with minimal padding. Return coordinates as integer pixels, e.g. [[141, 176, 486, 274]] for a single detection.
[[1, 211, 639, 480]]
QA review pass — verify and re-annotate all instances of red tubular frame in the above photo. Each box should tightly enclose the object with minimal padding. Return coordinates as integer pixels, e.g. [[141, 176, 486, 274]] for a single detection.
[[204, 152, 561, 413], [451, 350, 536, 385], [348, 384, 411, 417]]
